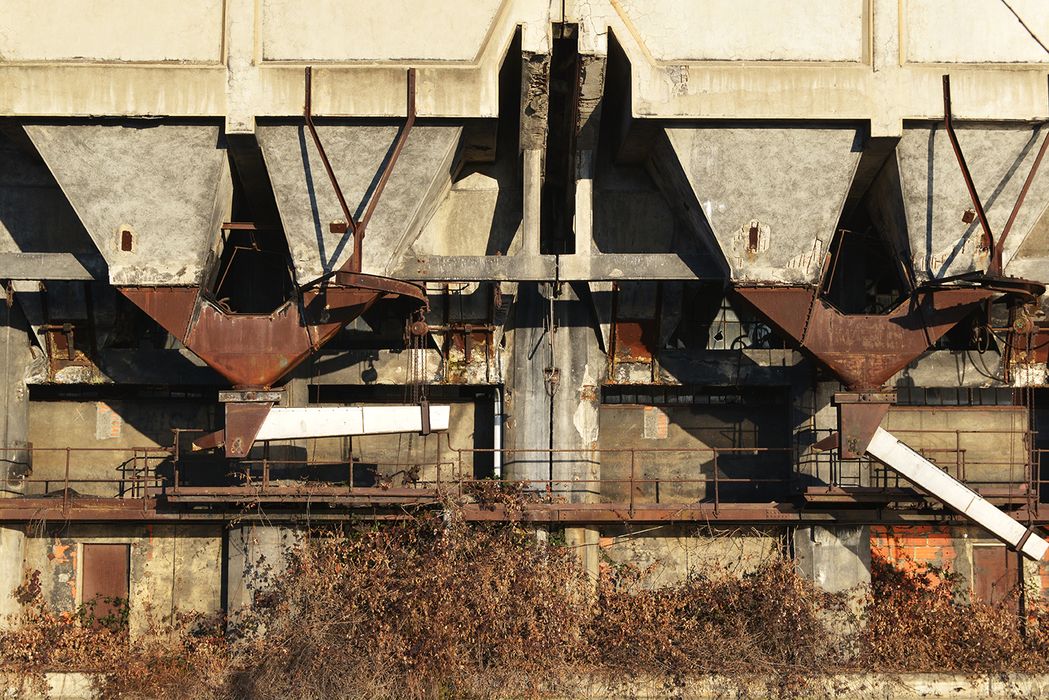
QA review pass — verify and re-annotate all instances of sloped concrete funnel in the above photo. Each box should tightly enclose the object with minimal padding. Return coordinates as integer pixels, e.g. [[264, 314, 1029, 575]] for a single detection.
[[661, 126, 864, 285], [24, 124, 231, 286], [257, 124, 461, 283], [734, 285, 994, 390], [897, 123, 1049, 283]]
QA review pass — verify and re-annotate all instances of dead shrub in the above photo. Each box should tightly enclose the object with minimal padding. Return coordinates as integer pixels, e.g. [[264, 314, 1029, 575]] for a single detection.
[[588, 556, 843, 683], [0, 570, 228, 700], [228, 516, 591, 700], [860, 551, 1038, 673], [7, 523, 1049, 699]]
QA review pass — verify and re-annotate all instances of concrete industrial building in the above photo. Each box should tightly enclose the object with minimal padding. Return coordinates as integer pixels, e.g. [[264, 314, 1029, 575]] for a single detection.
[[0, 0, 1048, 632]]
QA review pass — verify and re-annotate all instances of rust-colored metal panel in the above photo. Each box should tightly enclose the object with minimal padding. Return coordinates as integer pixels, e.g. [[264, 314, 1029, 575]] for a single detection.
[[225, 402, 273, 458], [614, 320, 658, 361], [119, 287, 198, 341], [971, 545, 1018, 607], [81, 543, 129, 626], [120, 274, 424, 389], [837, 401, 891, 459], [735, 286, 994, 390], [732, 287, 816, 344]]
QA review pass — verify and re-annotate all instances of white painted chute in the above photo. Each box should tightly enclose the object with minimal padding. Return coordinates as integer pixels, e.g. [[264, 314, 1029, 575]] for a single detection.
[[866, 427, 1048, 560], [254, 405, 450, 441]]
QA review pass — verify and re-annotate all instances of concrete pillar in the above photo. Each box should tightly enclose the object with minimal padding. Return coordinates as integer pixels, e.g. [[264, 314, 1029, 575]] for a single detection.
[[225, 524, 298, 624], [551, 285, 603, 504], [0, 298, 32, 489], [0, 526, 25, 626], [565, 526, 599, 586], [503, 283, 551, 485], [793, 525, 871, 596], [0, 298, 33, 628]]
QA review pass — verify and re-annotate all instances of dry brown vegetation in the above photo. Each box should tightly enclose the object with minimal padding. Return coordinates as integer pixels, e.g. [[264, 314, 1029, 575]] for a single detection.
[[3, 514, 1049, 699]]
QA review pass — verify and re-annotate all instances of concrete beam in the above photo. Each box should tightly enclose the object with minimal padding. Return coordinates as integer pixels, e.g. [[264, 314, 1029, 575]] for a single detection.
[[0, 253, 96, 280], [393, 252, 723, 281]]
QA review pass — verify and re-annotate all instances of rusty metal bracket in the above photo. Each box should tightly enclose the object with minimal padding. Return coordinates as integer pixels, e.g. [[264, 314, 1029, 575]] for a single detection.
[[304, 67, 357, 242], [943, 75, 996, 267], [303, 66, 417, 274], [834, 392, 894, 459], [997, 125, 1049, 266]]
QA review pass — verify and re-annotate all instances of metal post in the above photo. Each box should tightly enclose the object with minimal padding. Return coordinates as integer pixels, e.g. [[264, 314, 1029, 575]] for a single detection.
[[63, 447, 70, 514], [713, 450, 720, 516], [629, 449, 636, 515]]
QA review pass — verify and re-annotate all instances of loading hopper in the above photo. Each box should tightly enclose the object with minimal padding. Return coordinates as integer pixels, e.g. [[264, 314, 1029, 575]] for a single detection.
[[662, 125, 864, 284]]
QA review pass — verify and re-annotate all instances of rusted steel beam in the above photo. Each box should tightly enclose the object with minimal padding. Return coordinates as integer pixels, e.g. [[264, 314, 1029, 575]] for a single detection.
[[2, 495, 1048, 526], [734, 285, 994, 391], [942, 75, 996, 271], [303, 67, 358, 240], [997, 126, 1049, 264]]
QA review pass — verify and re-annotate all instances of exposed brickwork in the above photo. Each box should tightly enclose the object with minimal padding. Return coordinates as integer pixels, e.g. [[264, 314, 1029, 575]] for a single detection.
[[870, 525, 958, 588]]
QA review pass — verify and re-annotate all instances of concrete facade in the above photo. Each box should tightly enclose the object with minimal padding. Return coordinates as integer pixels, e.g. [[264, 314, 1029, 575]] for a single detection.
[[1, 0, 1049, 636]]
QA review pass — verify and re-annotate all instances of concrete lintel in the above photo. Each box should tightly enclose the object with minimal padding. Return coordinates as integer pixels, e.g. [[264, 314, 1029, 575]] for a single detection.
[[394, 252, 720, 281], [0, 253, 97, 281]]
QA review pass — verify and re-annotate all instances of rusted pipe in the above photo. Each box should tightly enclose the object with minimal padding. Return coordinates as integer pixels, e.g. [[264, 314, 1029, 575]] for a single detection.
[[304, 67, 357, 239], [942, 75, 997, 273], [997, 128, 1049, 265], [356, 68, 416, 238]]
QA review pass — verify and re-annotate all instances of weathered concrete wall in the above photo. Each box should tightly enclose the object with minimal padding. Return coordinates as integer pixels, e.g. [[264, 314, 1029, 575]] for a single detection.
[[881, 406, 1028, 486], [598, 398, 791, 504], [794, 525, 871, 595], [19, 524, 223, 636], [27, 399, 215, 496], [226, 524, 298, 624], [598, 526, 782, 588], [2, 0, 1046, 128]]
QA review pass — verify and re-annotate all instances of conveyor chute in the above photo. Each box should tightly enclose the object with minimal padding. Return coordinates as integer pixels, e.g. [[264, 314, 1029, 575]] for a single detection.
[[866, 427, 1048, 560]]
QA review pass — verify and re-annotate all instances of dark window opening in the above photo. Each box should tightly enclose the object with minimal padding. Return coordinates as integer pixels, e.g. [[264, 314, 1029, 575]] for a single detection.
[[210, 228, 294, 314], [821, 213, 910, 315], [540, 25, 580, 254]]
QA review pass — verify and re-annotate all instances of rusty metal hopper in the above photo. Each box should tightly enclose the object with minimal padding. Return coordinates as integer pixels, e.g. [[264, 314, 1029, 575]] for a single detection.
[[121, 272, 425, 389], [734, 285, 994, 391]]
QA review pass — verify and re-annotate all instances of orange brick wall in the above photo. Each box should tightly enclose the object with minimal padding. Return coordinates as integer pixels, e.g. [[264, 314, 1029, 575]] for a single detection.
[[870, 525, 960, 587]]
